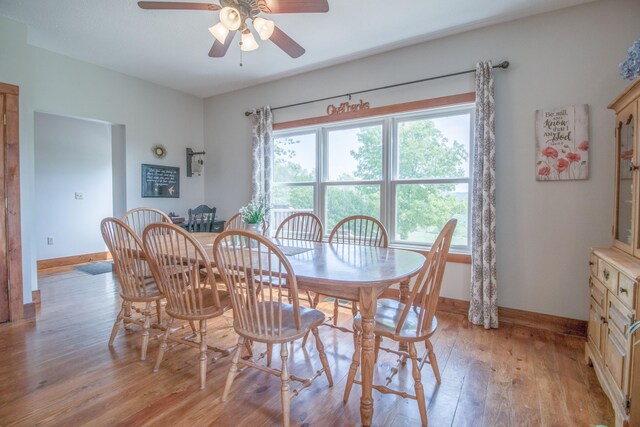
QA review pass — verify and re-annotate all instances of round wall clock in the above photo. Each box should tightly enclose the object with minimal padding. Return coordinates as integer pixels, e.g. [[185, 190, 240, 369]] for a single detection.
[[151, 144, 167, 159]]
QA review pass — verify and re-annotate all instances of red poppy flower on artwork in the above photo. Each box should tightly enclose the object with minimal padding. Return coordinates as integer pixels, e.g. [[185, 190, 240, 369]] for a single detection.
[[555, 158, 570, 173], [566, 152, 581, 163], [538, 166, 551, 177], [578, 140, 589, 151], [541, 147, 559, 159]]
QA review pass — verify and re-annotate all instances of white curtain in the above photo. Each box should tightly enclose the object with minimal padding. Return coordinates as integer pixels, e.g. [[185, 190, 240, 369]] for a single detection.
[[250, 106, 273, 203], [469, 61, 498, 329]]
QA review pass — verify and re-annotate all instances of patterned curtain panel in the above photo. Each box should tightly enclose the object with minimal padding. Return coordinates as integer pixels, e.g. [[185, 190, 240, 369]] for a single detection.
[[469, 61, 498, 329], [250, 106, 273, 203]]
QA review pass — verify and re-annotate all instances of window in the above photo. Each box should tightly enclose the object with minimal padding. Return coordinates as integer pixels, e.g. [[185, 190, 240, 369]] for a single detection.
[[272, 103, 473, 251]]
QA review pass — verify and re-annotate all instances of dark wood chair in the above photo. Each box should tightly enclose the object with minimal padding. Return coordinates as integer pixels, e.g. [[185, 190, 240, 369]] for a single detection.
[[186, 205, 216, 232], [343, 219, 457, 427], [213, 230, 333, 427], [143, 222, 231, 389], [100, 217, 165, 361]]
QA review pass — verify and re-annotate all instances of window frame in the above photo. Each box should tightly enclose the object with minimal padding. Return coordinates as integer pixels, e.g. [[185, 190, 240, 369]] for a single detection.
[[271, 102, 474, 253]]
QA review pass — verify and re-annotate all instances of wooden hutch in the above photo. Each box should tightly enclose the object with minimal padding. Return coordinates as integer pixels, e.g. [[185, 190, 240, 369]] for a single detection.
[[586, 78, 640, 427]]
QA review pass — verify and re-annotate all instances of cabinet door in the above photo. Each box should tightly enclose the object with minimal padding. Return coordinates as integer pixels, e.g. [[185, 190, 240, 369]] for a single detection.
[[605, 325, 630, 402], [588, 298, 605, 358], [614, 102, 637, 255]]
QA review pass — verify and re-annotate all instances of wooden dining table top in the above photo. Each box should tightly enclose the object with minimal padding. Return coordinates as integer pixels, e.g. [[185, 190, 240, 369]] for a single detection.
[[192, 232, 426, 289]]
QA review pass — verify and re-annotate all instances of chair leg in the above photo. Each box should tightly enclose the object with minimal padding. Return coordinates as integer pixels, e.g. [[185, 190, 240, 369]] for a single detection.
[[223, 336, 245, 402], [154, 317, 174, 373], [244, 339, 253, 358], [374, 336, 381, 364], [425, 338, 441, 384], [333, 300, 340, 326], [189, 321, 197, 333], [311, 327, 333, 387], [280, 343, 291, 427], [312, 293, 320, 309], [108, 303, 125, 346], [409, 343, 428, 427], [199, 320, 208, 390], [155, 300, 162, 324], [141, 302, 152, 361], [301, 330, 311, 348], [266, 343, 273, 367], [343, 329, 361, 403]]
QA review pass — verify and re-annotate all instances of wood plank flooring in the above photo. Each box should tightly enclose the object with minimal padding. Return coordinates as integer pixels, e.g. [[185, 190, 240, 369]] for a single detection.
[[0, 266, 614, 426]]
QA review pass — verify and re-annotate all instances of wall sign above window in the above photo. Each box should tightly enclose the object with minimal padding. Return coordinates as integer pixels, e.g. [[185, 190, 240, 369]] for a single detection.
[[326, 99, 370, 116]]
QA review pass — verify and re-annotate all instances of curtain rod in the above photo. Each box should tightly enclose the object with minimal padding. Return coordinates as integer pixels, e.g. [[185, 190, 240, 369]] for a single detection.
[[244, 60, 509, 116]]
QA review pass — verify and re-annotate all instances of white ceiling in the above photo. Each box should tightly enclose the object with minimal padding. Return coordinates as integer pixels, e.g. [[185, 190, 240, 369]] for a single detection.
[[0, 0, 595, 98]]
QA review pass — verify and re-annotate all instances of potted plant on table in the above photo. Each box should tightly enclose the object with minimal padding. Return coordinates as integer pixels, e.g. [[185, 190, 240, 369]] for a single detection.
[[240, 198, 270, 234]]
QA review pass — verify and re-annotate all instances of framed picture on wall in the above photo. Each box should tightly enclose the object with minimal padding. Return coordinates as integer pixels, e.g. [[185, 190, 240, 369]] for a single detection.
[[535, 104, 589, 181], [141, 164, 180, 198]]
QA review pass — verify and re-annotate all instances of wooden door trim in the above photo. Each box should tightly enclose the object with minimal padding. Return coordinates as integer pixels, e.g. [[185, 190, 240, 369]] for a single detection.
[[2, 83, 26, 321]]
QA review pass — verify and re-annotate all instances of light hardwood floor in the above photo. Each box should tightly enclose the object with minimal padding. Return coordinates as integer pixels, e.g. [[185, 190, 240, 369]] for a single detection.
[[0, 266, 613, 426]]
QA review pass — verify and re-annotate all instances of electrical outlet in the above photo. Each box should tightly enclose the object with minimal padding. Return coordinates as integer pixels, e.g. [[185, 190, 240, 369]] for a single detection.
[[47, 237, 54, 245], [75, 192, 84, 200]]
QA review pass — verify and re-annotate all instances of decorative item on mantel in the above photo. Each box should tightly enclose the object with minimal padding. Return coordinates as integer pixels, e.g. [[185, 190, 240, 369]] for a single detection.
[[535, 105, 589, 181], [620, 38, 640, 81], [240, 198, 270, 234]]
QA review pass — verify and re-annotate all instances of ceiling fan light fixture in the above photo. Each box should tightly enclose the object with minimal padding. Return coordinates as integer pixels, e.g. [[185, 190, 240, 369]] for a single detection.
[[219, 6, 241, 31], [240, 31, 259, 51], [253, 17, 275, 40], [208, 22, 229, 43]]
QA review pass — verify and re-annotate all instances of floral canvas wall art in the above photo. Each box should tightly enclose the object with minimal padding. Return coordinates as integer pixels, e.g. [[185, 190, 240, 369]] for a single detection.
[[535, 104, 589, 181]]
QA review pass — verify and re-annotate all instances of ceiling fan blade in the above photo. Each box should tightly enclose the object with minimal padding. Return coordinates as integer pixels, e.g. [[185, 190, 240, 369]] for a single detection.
[[138, 2, 220, 11], [209, 30, 236, 57], [270, 26, 305, 58], [258, 0, 329, 14]]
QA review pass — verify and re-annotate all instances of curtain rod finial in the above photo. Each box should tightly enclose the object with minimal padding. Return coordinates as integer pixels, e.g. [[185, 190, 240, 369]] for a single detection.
[[245, 111, 253, 116], [496, 61, 509, 69]]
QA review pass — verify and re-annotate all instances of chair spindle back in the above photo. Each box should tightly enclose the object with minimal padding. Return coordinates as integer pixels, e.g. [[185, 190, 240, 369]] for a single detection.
[[275, 212, 323, 242], [397, 219, 456, 337], [101, 217, 158, 299], [122, 207, 172, 237], [329, 215, 388, 247], [214, 230, 301, 339], [143, 223, 223, 319]]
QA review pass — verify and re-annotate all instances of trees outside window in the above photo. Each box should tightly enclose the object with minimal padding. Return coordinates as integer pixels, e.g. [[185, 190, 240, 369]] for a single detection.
[[272, 104, 472, 251]]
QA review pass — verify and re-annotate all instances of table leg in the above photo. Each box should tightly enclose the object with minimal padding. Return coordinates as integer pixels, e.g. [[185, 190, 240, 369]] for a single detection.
[[359, 288, 377, 427], [398, 279, 410, 356]]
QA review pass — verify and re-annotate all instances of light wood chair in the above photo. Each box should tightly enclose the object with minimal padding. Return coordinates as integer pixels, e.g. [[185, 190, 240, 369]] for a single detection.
[[275, 212, 323, 242], [343, 219, 457, 427], [122, 207, 172, 237], [213, 230, 333, 427], [322, 215, 389, 328], [225, 211, 268, 234], [143, 223, 232, 389], [100, 217, 165, 361]]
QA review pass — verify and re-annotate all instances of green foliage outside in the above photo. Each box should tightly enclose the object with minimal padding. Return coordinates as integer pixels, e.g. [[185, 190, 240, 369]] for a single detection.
[[273, 118, 469, 245]]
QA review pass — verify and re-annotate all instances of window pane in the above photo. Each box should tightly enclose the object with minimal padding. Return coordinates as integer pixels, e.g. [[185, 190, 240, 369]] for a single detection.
[[397, 114, 470, 179], [325, 185, 380, 232], [271, 185, 314, 231], [326, 125, 382, 181], [274, 133, 316, 183], [395, 183, 468, 247]]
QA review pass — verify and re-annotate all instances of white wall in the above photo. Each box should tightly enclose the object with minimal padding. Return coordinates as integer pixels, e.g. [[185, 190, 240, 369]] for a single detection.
[[0, 16, 206, 301], [203, 0, 640, 320], [34, 113, 113, 259]]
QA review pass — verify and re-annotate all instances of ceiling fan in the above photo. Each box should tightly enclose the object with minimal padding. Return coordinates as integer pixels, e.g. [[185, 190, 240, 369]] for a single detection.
[[138, 0, 329, 59]]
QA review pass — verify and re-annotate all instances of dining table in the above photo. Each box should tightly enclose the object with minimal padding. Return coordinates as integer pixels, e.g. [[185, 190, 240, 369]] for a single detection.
[[191, 232, 426, 427]]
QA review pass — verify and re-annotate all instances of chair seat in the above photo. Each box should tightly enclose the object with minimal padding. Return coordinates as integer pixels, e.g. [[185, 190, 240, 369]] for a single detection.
[[166, 288, 231, 321], [354, 299, 438, 341], [235, 302, 325, 343]]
